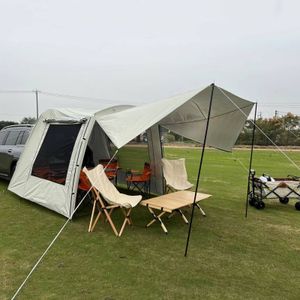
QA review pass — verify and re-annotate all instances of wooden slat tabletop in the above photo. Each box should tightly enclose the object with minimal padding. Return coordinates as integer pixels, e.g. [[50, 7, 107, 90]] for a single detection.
[[140, 191, 211, 212]]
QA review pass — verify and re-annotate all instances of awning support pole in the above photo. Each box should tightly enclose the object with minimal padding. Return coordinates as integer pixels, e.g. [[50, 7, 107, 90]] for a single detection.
[[184, 83, 215, 257], [245, 102, 257, 218]]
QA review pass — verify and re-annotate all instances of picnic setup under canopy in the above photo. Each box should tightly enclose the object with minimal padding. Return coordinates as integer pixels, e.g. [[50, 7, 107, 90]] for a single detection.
[[8, 84, 256, 242]]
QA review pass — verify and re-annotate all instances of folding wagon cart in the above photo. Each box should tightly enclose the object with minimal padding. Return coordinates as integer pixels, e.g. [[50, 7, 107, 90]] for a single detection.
[[248, 170, 300, 210]]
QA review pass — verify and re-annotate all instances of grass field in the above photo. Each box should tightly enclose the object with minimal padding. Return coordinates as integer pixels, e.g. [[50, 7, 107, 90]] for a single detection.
[[1, 147, 300, 299]]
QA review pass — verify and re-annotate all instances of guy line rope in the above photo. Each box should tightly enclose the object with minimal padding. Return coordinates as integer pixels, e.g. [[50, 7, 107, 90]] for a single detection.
[[11, 151, 119, 300], [217, 86, 300, 172]]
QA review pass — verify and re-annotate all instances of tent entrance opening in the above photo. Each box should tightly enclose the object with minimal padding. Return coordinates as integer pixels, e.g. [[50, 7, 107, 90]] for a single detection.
[[32, 124, 82, 185]]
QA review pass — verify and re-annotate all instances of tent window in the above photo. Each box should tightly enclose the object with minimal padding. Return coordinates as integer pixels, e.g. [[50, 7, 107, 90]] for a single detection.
[[32, 124, 82, 185]]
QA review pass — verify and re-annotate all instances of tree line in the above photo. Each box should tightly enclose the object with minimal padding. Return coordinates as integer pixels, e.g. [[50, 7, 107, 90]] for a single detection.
[[165, 112, 300, 146], [0, 117, 36, 130], [236, 113, 300, 146], [1, 113, 299, 146]]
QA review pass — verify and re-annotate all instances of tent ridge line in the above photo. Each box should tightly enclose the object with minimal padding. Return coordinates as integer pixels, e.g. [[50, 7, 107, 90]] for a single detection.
[[192, 100, 207, 119], [161, 103, 254, 126]]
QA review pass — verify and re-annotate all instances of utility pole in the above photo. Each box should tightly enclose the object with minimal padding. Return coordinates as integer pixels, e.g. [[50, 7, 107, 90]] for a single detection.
[[35, 90, 39, 120]]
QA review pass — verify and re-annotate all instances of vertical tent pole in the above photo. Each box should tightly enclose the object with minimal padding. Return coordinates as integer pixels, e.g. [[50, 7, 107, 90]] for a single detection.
[[158, 125, 166, 193], [184, 83, 215, 257], [245, 102, 257, 218]]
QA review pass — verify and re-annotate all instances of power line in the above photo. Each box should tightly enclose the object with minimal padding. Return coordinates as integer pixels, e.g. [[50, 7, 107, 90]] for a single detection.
[[0, 113, 30, 117], [0, 90, 34, 93], [275, 110, 299, 116], [39, 90, 127, 104], [0, 89, 142, 122], [0, 89, 132, 104], [260, 104, 300, 107], [0, 90, 299, 107]]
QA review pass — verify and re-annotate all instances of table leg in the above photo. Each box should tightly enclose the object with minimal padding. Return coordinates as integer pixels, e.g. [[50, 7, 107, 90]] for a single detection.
[[196, 202, 206, 216], [146, 207, 168, 233], [177, 209, 189, 224]]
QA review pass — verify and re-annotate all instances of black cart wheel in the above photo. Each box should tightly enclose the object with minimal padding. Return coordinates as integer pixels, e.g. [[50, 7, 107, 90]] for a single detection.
[[295, 202, 300, 211], [280, 197, 289, 204], [255, 201, 265, 209], [249, 198, 256, 207], [248, 193, 256, 206]]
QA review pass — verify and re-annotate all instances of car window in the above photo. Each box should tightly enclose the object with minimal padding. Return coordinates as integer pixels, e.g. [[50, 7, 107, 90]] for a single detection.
[[16, 131, 24, 145], [5, 130, 21, 145], [0, 130, 7, 145], [21, 130, 30, 145]]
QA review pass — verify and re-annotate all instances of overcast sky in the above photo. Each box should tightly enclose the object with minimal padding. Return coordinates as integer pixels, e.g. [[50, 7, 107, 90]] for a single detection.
[[0, 0, 300, 121]]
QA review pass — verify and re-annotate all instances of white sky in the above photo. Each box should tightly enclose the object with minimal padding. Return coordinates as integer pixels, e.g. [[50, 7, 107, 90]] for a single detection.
[[0, 0, 300, 121]]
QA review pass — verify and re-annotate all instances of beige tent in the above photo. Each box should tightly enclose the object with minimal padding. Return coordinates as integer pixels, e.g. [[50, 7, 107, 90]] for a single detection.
[[8, 84, 254, 218]]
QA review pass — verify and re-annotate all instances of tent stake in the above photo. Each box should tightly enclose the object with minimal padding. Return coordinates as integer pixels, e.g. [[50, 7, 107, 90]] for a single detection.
[[184, 83, 215, 257], [245, 102, 257, 218]]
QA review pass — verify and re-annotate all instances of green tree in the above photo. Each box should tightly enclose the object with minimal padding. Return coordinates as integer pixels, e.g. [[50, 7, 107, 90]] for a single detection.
[[0, 120, 18, 130], [21, 117, 36, 124], [280, 113, 300, 145], [236, 113, 300, 146], [236, 120, 253, 145]]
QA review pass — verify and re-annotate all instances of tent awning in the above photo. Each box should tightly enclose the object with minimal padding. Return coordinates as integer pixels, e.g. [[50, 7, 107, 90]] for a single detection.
[[95, 85, 255, 151]]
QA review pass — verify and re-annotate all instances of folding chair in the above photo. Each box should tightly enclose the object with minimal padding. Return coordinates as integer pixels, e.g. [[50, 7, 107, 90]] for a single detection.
[[126, 162, 151, 197], [161, 158, 206, 217], [99, 159, 120, 185], [83, 165, 142, 236], [77, 170, 93, 202]]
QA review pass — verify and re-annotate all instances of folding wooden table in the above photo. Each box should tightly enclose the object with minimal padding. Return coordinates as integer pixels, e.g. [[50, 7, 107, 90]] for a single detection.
[[140, 191, 211, 233]]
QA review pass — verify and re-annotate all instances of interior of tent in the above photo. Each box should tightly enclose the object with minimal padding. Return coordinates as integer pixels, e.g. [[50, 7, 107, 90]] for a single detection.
[[29, 121, 119, 186], [77, 122, 158, 198]]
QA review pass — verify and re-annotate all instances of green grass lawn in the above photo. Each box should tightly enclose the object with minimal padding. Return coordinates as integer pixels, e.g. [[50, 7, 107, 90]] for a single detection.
[[1, 147, 300, 299]]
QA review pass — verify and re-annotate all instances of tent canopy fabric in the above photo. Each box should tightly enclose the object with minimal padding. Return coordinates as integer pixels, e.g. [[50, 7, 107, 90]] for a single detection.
[[8, 84, 254, 218], [96, 85, 254, 151], [8, 105, 133, 217]]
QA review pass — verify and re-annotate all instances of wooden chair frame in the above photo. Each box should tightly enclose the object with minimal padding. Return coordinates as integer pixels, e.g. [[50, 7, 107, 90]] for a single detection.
[[88, 187, 132, 237]]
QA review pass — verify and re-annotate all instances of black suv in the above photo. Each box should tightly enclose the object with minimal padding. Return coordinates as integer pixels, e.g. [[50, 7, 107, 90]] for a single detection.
[[0, 124, 33, 179]]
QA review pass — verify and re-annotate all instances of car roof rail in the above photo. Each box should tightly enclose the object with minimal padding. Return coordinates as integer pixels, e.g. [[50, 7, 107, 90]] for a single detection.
[[1, 124, 34, 130]]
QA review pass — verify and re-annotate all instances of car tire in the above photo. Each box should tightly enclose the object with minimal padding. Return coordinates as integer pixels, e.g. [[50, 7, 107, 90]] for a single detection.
[[10, 163, 16, 179]]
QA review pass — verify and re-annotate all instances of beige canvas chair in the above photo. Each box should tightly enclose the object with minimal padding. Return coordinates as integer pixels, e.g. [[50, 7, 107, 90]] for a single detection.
[[161, 158, 206, 216], [83, 164, 142, 236]]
